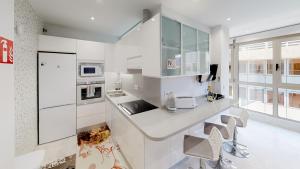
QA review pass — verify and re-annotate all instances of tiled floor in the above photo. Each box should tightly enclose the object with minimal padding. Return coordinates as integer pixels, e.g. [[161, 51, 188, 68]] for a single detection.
[[36, 136, 77, 167], [36, 117, 300, 169], [171, 120, 300, 169], [76, 136, 130, 169]]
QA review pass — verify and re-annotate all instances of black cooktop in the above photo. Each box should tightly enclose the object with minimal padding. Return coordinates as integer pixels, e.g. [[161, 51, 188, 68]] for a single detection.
[[119, 100, 158, 115]]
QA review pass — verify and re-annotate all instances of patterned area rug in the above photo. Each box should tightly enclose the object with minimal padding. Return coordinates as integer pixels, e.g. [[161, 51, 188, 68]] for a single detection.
[[76, 126, 130, 169]]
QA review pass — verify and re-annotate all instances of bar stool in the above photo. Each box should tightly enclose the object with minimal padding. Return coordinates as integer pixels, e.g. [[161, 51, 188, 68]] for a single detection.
[[221, 109, 250, 158], [184, 126, 236, 169]]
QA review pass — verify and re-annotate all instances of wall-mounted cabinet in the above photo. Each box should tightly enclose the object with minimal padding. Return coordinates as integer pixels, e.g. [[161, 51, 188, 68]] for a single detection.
[[77, 40, 105, 61], [38, 35, 77, 53], [161, 16, 182, 76], [141, 13, 210, 78]]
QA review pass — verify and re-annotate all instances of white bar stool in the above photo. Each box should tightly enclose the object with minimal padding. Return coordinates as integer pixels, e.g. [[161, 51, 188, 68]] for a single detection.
[[221, 110, 250, 158], [184, 126, 236, 169]]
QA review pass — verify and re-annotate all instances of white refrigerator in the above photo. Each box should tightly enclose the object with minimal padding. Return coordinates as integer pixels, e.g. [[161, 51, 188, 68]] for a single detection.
[[38, 52, 76, 144]]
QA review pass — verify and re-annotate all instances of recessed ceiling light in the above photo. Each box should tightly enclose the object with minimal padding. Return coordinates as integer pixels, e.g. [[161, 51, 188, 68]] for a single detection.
[[90, 16, 95, 21], [226, 17, 232, 21], [151, 18, 155, 22]]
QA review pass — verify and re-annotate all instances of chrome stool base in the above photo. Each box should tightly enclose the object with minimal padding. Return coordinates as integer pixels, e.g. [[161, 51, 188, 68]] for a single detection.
[[223, 142, 250, 158], [208, 158, 237, 169], [207, 153, 237, 169]]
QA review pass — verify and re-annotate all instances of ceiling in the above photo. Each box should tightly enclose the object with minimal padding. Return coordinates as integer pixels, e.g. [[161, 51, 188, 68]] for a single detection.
[[29, 0, 300, 38]]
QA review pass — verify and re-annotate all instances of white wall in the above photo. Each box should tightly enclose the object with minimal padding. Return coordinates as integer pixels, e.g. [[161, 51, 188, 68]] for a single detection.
[[43, 23, 119, 43], [14, 0, 43, 155], [210, 25, 230, 97], [0, 0, 14, 168]]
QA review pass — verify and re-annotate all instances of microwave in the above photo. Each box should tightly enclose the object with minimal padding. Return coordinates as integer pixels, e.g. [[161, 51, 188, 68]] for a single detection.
[[80, 63, 104, 77], [77, 81, 105, 105]]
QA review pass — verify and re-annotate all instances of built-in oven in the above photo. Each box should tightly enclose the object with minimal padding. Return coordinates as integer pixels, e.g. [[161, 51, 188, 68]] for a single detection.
[[77, 81, 105, 105], [79, 62, 104, 77]]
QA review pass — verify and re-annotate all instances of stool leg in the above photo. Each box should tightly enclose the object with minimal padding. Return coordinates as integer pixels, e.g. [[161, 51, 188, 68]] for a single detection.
[[199, 159, 206, 169], [208, 153, 236, 169], [223, 127, 250, 158]]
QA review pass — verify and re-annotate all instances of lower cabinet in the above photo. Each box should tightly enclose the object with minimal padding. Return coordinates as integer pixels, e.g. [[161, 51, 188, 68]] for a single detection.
[[110, 100, 144, 169], [107, 100, 204, 169], [144, 129, 189, 169], [77, 102, 105, 129], [105, 100, 113, 129]]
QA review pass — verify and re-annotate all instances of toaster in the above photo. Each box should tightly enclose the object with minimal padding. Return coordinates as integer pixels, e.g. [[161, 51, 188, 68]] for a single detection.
[[175, 96, 198, 109]]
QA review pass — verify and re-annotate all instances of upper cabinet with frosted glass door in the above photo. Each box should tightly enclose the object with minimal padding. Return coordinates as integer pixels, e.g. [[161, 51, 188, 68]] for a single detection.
[[141, 13, 210, 77], [161, 16, 182, 76], [182, 24, 198, 75]]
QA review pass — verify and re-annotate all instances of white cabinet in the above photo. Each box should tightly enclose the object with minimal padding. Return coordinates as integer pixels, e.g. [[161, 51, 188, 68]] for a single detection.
[[105, 100, 113, 129], [109, 100, 144, 169], [77, 40, 104, 61], [113, 25, 143, 71], [145, 138, 172, 169], [38, 35, 77, 53], [39, 105, 76, 144], [77, 102, 105, 129], [38, 36, 106, 61], [144, 129, 189, 169], [141, 13, 161, 77], [127, 55, 142, 69]]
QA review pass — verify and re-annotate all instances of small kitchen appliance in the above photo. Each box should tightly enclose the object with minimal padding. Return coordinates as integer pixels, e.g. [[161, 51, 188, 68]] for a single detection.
[[79, 62, 104, 77], [77, 81, 105, 105], [175, 96, 198, 109]]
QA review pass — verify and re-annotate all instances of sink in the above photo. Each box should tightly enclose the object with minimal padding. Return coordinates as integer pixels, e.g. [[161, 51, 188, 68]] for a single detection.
[[107, 90, 127, 97], [109, 93, 127, 97]]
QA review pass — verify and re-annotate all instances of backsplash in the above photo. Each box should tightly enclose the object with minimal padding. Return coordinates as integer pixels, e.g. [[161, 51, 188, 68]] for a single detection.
[[119, 73, 207, 107], [160, 76, 208, 105], [14, 0, 43, 155]]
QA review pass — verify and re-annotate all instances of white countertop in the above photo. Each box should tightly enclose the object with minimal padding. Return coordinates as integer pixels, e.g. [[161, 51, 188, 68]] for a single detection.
[[106, 91, 235, 141]]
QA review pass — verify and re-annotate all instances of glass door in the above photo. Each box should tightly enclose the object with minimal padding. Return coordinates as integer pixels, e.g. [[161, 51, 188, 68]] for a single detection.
[[182, 24, 198, 75], [234, 34, 300, 123], [238, 41, 274, 115], [277, 36, 300, 122], [161, 16, 181, 76]]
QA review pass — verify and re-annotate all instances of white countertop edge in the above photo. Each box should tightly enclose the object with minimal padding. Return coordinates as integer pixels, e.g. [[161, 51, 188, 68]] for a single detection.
[[106, 92, 235, 141]]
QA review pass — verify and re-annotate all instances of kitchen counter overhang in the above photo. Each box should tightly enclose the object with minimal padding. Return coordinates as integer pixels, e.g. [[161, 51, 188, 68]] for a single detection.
[[106, 92, 235, 141]]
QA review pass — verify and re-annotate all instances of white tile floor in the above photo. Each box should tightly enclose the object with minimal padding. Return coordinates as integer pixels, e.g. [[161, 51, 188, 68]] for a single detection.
[[35, 118, 300, 169], [36, 136, 77, 166], [172, 120, 300, 169]]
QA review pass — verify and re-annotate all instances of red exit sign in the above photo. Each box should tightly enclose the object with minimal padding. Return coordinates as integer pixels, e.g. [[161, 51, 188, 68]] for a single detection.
[[0, 36, 13, 64]]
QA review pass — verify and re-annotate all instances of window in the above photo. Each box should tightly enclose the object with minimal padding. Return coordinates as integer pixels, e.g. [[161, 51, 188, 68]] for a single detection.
[[234, 36, 300, 122], [239, 61, 247, 74], [248, 60, 264, 74], [237, 41, 273, 115], [267, 60, 284, 74], [288, 59, 300, 75], [289, 92, 300, 108]]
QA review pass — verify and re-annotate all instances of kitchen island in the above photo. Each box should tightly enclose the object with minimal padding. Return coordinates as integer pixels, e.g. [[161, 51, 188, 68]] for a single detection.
[[105, 91, 235, 169]]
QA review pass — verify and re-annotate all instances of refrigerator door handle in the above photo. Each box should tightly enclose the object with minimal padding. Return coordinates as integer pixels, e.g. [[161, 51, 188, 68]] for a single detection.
[[40, 103, 76, 110]]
